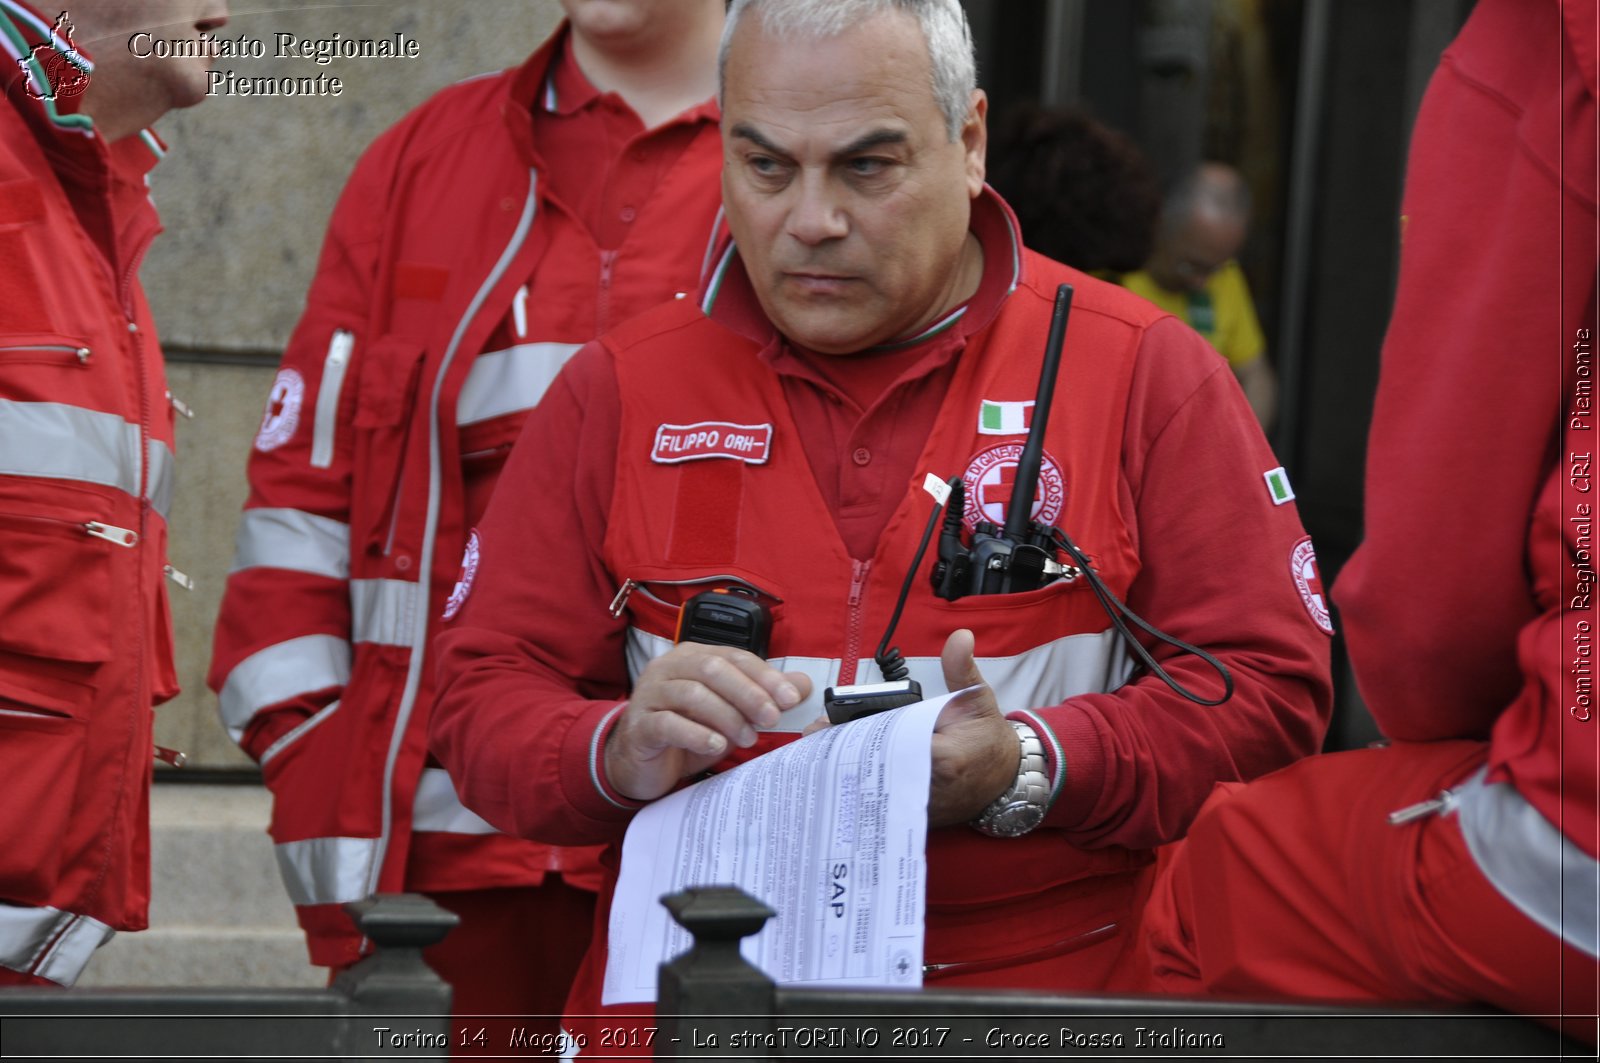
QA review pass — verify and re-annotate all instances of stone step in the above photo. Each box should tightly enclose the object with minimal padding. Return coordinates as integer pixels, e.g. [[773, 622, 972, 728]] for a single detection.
[[77, 926, 321, 989], [77, 783, 322, 989]]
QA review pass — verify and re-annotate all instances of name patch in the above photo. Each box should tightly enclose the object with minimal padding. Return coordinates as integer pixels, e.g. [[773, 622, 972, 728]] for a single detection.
[[652, 421, 772, 464]]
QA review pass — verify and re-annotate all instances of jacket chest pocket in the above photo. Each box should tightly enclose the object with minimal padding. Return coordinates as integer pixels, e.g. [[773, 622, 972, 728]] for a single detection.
[[351, 336, 427, 556], [0, 505, 120, 664]]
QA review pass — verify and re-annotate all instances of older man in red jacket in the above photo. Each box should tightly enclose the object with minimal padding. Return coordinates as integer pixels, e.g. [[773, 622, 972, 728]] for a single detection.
[[0, 0, 228, 987], [429, 0, 1331, 1052]]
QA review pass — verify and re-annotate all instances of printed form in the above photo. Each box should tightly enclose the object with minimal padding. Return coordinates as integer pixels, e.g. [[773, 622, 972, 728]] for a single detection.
[[601, 692, 959, 1005]]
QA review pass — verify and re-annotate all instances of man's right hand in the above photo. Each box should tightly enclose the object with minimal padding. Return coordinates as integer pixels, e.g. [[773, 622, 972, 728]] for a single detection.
[[603, 643, 812, 802]]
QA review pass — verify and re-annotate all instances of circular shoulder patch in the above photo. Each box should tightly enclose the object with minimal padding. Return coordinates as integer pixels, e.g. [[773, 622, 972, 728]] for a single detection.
[[960, 442, 1067, 533], [1289, 535, 1334, 634], [442, 530, 481, 621], [254, 368, 304, 452]]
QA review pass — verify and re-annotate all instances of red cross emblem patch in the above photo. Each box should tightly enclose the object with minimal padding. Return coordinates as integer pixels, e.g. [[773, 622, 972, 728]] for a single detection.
[[1290, 536, 1334, 634], [254, 368, 304, 452], [959, 442, 1066, 533], [442, 529, 481, 621]]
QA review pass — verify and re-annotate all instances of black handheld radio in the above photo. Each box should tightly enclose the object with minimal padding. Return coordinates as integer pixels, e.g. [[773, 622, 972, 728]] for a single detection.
[[675, 587, 771, 658]]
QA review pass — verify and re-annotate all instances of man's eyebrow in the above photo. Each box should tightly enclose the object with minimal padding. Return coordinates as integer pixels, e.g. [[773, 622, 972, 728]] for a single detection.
[[729, 123, 788, 157], [836, 129, 908, 156], [728, 123, 909, 160]]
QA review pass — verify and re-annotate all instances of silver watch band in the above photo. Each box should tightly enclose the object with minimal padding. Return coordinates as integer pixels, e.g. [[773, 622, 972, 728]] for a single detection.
[[970, 720, 1051, 838]]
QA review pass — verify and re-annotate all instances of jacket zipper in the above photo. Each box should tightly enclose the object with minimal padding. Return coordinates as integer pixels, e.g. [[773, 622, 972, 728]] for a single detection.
[[838, 560, 871, 685], [609, 574, 780, 618], [165, 390, 194, 419], [1388, 786, 1461, 825], [923, 921, 1119, 978], [87, 520, 139, 547], [0, 342, 90, 365], [0, 508, 139, 547], [94, 221, 159, 914]]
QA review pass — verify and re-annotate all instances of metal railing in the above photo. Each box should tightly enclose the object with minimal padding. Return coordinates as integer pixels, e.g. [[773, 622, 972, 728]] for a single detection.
[[0, 894, 457, 1061], [655, 886, 1584, 1059]]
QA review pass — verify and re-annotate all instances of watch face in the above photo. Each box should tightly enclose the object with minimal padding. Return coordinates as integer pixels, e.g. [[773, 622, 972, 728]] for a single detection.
[[994, 802, 1046, 837]]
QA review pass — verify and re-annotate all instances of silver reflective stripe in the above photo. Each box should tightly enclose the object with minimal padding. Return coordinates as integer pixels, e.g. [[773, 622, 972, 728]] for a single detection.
[[456, 341, 582, 427], [274, 836, 378, 906], [0, 399, 173, 517], [229, 507, 351, 579], [311, 330, 354, 469], [624, 627, 1131, 733], [258, 698, 341, 767], [146, 437, 174, 519], [0, 904, 114, 986], [350, 578, 418, 647], [217, 634, 351, 743], [1454, 767, 1600, 959], [412, 767, 501, 834]]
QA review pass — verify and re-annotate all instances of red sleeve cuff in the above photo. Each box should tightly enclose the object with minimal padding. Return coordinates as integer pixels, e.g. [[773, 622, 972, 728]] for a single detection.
[[557, 700, 646, 825]]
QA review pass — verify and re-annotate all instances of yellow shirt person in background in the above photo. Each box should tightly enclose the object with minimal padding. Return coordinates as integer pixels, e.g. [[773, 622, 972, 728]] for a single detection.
[[1121, 163, 1277, 429]]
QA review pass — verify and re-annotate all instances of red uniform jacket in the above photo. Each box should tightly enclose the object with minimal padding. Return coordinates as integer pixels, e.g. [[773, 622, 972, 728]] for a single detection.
[[0, 0, 179, 984], [206, 29, 724, 966], [431, 191, 1332, 1030]]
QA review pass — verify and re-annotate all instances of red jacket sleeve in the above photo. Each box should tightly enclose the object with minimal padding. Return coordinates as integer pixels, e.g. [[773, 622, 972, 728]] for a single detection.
[[1020, 316, 1333, 849], [1331, 0, 1597, 742], [430, 343, 641, 845], [206, 134, 395, 762]]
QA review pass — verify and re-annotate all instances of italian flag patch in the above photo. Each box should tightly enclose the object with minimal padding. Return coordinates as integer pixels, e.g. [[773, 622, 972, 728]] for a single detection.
[[1264, 466, 1295, 505], [978, 399, 1034, 435]]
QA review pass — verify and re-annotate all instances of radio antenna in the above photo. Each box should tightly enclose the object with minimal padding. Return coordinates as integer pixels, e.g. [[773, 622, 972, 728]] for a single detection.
[[1004, 284, 1073, 542]]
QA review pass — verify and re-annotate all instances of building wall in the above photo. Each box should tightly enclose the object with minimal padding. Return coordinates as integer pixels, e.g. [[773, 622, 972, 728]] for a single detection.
[[143, 0, 563, 771]]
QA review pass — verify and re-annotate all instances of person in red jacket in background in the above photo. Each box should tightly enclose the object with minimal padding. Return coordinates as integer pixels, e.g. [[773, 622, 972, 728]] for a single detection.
[[428, 0, 1331, 1051], [1142, 0, 1598, 1042], [206, 0, 726, 1037], [0, 0, 228, 986]]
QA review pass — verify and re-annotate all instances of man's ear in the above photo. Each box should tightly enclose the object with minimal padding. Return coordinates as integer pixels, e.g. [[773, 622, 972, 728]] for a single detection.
[[963, 89, 988, 198]]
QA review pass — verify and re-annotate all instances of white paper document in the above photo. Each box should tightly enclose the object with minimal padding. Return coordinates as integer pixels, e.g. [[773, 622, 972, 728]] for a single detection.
[[601, 691, 959, 1006]]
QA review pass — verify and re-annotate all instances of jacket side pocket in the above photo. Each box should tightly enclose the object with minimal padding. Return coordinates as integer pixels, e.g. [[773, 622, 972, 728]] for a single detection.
[[0, 669, 90, 902]]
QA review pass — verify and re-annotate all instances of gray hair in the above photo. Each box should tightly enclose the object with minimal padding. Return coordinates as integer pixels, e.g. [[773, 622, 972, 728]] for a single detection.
[[718, 0, 978, 142]]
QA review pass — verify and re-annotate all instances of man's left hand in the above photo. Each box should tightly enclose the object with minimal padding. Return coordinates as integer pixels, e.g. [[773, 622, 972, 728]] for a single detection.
[[929, 628, 1022, 827]]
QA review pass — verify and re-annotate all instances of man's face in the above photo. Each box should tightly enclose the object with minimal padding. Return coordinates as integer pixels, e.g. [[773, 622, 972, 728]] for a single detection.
[[559, 0, 679, 46], [720, 9, 986, 355], [1147, 212, 1245, 294], [76, 0, 229, 118]]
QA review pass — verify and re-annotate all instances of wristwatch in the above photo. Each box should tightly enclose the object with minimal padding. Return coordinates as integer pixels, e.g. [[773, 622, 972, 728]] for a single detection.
[[970, 720, 1051, 838]]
